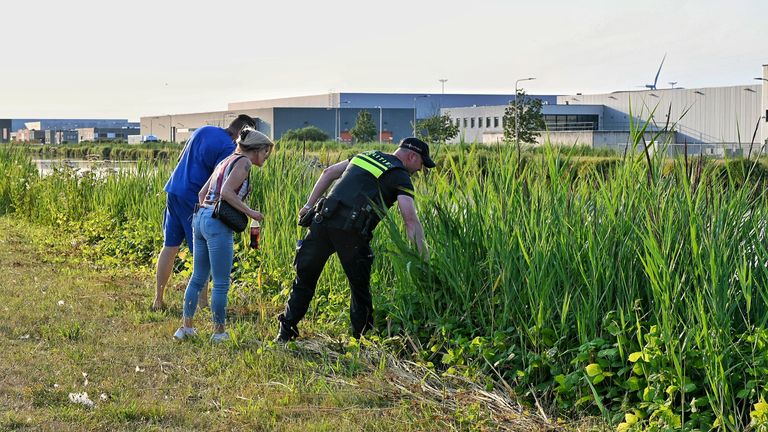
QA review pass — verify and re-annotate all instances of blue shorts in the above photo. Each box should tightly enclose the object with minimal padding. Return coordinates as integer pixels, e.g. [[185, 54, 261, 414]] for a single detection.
[[163, 193, 196, 252]]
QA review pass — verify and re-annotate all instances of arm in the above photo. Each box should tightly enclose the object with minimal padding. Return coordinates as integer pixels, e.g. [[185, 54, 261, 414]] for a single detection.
[[397, 195, 428, 259], [299, 159, 350, 217], [198, 176, 212, 205], [220, 158, 263, 221]]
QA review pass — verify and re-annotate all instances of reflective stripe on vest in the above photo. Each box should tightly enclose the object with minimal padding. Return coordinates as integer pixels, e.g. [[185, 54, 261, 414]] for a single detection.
[[350, 152, 392, 178]]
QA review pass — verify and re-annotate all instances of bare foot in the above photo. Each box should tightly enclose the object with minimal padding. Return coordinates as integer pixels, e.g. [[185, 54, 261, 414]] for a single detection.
[[151, 300, 166, 311]]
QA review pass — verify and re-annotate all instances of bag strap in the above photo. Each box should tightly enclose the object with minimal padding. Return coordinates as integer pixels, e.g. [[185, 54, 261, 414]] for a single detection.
[[224, 154, 247, 179], [215, 154, 248, 202]]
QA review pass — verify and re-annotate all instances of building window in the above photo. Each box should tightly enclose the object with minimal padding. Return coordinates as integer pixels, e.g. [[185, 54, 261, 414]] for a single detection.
[[486, 117, 491, 128], [470, 118, 475, 128], [455, 118, 460, 128], [463, 118, 467, 128], [494, 117, 499, 128]]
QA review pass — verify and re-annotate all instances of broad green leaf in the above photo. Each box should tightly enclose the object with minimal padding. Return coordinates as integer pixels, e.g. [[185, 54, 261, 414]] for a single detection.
[[624, 413, 639, 424], [626, 377, 642, 391], [585, 363, 602, 377]]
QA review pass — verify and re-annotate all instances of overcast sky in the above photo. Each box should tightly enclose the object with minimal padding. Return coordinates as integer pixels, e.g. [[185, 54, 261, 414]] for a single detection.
[[1, 0, 766, 121]]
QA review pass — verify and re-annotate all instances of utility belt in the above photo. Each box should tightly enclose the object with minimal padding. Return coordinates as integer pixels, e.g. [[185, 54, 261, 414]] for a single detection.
[[298, 196, 376, 238]]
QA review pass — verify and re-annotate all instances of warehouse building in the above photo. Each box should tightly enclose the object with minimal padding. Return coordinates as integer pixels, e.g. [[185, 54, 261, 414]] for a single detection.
[[75, 127, 140, 143], [442, 64, 768, 155], [141, 92, 557, 143], [0, 119, 10, 143]]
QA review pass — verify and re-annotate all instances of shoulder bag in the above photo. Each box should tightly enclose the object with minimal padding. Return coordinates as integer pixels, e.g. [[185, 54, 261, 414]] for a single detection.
[[212, 155, 249, 232]]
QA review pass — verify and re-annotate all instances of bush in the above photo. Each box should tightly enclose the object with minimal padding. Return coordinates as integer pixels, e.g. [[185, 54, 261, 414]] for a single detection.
[[280, 126, 329, 142]]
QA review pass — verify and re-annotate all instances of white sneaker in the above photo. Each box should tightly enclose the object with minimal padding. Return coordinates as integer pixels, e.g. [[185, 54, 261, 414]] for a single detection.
[[173, 326, 197, 340], [211, 332, 230, 343]]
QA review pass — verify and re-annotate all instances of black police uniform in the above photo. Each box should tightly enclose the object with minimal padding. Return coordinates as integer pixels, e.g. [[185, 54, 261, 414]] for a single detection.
[[278, 150, 415, 339]]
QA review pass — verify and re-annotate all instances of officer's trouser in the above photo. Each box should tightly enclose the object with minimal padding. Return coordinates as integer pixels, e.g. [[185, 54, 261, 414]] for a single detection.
[[281, 222, 375, 338]]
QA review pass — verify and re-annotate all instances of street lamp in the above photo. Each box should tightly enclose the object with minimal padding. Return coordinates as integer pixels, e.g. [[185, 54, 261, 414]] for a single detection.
[[374, 106, 383, 142], [438, 79, 447, 111], [336, 100, 350, 142], [413, 95, 430, 136], [755, 77, 768, 82], [169, 114, 174, 142], [514, 77, 535, 145]]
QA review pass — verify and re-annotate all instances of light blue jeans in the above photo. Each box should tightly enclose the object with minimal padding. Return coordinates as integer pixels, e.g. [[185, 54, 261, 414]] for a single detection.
[[183, 206, 234, 325]]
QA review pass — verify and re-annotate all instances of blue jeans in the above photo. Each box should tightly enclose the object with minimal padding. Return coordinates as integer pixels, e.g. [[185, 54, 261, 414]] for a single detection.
[[183, 207, 234, 325]]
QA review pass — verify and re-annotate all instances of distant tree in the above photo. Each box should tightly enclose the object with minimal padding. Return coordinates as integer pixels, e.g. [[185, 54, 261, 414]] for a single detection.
[[415, 114, 459, 144], [503, 90, 545, 145], [281, 126, 329, 142], [503, 90, 546, 167], [350, 110, 377, 143]]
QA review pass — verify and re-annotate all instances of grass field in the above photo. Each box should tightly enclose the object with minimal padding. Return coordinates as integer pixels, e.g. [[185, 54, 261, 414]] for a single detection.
[[0, 217, 553, 431]]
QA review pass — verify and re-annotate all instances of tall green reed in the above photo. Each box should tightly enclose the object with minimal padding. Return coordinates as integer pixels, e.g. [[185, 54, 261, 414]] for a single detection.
[[2, 132, 768, 428], [380, 132, 768, 428]]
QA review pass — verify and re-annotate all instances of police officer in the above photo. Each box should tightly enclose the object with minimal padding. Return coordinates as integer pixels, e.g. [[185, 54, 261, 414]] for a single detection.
[[275, 137, 435, 342]]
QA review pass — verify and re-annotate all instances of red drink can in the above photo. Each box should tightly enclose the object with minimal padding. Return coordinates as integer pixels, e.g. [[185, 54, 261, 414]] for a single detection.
[[250, 220, 261, 249]]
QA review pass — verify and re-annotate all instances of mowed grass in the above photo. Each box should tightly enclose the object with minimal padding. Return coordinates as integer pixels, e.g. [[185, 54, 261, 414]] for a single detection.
[[0, 217, 521, 431]]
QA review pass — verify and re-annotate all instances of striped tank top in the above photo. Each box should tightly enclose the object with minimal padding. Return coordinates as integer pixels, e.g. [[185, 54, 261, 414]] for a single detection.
[[204, 154, 250, 204]]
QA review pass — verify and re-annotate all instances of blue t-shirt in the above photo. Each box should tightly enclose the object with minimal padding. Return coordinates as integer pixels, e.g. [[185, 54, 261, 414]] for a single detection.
[[164, 126, 236, 202]]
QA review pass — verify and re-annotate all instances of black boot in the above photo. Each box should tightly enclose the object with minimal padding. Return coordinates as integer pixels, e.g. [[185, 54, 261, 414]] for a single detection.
[[274, 315, 299, 343]]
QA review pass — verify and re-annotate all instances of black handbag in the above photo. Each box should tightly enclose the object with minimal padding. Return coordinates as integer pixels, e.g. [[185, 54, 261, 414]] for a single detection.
[[213, 199, 248, 232], [212, 155, 248, 232]]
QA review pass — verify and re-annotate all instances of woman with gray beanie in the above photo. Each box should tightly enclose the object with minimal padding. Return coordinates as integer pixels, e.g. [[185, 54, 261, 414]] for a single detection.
[[174, 129, 274, 342]]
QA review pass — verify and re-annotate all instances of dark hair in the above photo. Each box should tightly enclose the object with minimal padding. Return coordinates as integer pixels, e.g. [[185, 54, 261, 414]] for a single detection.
[[229, 114, 256, 131]]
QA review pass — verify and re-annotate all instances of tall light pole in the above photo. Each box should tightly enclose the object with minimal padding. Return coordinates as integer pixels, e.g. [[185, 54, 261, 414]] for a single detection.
[[413, 95, 430, 136], [336, 100, 350, 142], [438, 79, 447, 111], [169, 114, 174, 142], [757, 78, 768, 152], [375, 105, 383, 142], [514, 77, 535, 145]]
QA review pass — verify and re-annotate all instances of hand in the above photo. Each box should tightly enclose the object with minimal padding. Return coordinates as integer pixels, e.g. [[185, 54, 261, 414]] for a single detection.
[[298, 206, 310, 218], [249, 210, 264, 221]]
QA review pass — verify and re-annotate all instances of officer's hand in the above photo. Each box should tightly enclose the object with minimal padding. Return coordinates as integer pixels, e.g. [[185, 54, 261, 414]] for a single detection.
[[298, 206, 310, 218], [249, 210, 264, 221]]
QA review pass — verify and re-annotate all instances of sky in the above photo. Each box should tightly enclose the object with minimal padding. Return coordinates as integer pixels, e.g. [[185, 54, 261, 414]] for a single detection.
[[1, 0, 766, 121]]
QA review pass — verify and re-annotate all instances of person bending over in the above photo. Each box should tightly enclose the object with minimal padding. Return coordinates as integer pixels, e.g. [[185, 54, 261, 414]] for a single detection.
[[275, 137, 434, 343]]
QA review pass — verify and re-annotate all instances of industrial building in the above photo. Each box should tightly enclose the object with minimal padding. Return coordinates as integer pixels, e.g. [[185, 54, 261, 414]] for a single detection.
[[10, 119, 137, 131], [44, 129, 79, 145], [442, 64, 768, 156], [141, 65, 768, 158], [0, 119, 10, 143], [2, 119, 139, 145], [141, 92, 558, 144], [75, 127, 140, 143]]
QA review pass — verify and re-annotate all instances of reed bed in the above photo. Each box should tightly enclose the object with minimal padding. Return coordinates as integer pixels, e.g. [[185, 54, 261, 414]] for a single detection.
[[2, 133, 767, 429]]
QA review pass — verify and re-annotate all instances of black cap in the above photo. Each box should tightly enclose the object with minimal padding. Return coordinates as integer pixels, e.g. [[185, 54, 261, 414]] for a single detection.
[[399, 137, 436, 168]]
